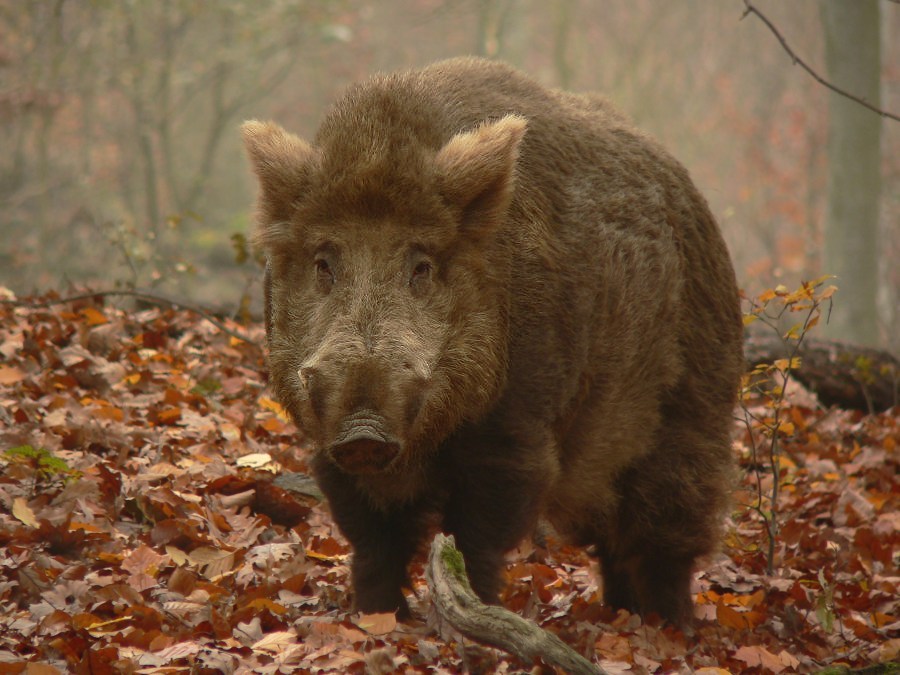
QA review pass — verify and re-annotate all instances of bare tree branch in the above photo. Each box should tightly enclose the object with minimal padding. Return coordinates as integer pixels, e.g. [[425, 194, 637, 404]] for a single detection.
[[741, 0, 900, 123]]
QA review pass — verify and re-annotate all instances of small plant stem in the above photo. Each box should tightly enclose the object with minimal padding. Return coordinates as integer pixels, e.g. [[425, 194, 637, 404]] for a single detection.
[[739, 278, 834, 578]]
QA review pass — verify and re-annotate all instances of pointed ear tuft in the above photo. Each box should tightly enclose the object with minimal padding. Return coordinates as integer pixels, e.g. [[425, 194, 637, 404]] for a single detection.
[[434, 114, 527, 232], [241, 120, 319, 245]]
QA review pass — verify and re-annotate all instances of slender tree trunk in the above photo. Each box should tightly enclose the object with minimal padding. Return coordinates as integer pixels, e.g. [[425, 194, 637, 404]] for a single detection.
[[553, 0, 574, 89], [820, 1, 882, 346], [474, 0, 514, 59]]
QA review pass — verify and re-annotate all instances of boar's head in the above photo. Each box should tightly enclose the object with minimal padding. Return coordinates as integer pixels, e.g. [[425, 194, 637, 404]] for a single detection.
[[242, 113, 526, 478]]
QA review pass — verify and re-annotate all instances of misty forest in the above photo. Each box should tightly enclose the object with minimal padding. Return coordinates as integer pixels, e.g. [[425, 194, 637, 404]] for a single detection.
[[0, 2, 898, 674]]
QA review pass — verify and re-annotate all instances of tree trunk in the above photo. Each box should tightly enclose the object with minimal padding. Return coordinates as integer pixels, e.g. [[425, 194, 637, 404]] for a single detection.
[[820, 1, 882, 346]]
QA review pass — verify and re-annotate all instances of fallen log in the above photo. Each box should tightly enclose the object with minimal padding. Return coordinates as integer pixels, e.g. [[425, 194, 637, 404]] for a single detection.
[[744, 336, 898, 413], [426, 532, 603, 675]]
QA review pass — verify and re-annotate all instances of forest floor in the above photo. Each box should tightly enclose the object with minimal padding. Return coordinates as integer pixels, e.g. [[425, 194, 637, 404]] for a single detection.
[[0, 297, 897, 674]]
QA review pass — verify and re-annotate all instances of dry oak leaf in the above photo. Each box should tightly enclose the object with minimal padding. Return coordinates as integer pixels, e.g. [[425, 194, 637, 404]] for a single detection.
[[187, 546, 236, 580], [121, 544, 169, 576]]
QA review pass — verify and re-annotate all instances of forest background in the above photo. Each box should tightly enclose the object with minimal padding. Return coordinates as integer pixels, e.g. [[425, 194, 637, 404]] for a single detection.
[[1, 0, 898, 351], [1, 2, 898, 672]]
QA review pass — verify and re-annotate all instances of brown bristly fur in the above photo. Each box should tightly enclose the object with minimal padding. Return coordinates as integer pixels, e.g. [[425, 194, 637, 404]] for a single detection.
[[242, 57, 744, 627]]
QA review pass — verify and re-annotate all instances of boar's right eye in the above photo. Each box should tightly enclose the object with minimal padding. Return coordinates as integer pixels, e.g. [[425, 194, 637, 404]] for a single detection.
[[314, 257, 335, 291], [409, 259, 433, 296]]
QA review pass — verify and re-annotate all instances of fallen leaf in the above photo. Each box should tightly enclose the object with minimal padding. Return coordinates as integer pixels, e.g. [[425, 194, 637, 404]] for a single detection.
[[188, 546, 236, 579], [259, 396, 291, 421], [122, 544, 169, 576], [146, 641, 202, 664], [12, 497, 39, 528], [252, 630, 297, 653], [733, 645, 795, 673], [595, 633, 633, 662], [236, 452, 273, 468], [0, 364, 27, 385], [80, 307, 109, 326], [244, 597, 288, 616], [354, 611, 397, 635], [598, 660, 632, 675]]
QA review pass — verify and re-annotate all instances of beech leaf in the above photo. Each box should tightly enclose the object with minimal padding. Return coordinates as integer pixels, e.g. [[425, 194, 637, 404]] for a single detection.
[[12, 497, 39, 528]]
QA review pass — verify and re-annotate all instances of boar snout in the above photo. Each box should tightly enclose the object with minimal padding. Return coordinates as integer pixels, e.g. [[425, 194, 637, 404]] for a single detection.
[[298, 337, 435, 473], [328, 411, 401, 474]]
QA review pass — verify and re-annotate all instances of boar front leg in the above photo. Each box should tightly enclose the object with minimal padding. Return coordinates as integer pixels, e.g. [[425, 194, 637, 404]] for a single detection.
[[441, 440, 550, 605], [311, 455, 426, 617]]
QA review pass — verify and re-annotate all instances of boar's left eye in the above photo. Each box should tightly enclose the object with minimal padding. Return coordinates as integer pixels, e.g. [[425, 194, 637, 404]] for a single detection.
[[315, 257, 335, 291], [409, 260, 433, 294]]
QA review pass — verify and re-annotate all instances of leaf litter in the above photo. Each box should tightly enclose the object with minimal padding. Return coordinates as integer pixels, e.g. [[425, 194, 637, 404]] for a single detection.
[[0, 297, 896, 673]]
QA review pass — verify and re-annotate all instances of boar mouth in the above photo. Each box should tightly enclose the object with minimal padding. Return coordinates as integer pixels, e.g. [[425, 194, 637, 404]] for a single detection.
[[327, 413, 401, 474]]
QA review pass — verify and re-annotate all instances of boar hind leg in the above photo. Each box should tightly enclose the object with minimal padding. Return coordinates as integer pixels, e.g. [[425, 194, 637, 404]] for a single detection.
[[595, 547, 639, 612], [598, 547, 694, 626], [312, 457, 425, 617], [601, 416, 732, 627]]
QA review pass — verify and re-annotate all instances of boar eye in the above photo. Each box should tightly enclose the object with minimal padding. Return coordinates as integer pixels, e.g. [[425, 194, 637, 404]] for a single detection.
[[409, 260, 433, 294], [314, 257, 335, 291]]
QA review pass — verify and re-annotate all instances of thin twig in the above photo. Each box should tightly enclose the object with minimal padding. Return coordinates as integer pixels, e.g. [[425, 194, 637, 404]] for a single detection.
[[1, 290, 261, 347], [741, 0, 900, 123]]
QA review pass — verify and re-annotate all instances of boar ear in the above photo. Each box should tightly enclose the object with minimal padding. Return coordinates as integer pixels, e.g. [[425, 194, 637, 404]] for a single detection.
[[241, 120, 320, 245], [435, 114, 527, 233]]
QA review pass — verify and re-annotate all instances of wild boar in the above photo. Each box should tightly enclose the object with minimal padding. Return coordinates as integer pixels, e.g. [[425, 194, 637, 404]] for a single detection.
[[242, 56, 744, 626]]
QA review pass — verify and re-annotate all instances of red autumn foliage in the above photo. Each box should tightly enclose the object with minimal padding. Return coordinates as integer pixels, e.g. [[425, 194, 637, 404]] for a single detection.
[[0, 296, 896, 673]]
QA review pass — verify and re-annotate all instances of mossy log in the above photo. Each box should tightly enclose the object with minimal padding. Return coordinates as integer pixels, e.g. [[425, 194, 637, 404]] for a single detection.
[[426, 532, 603, 675]]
